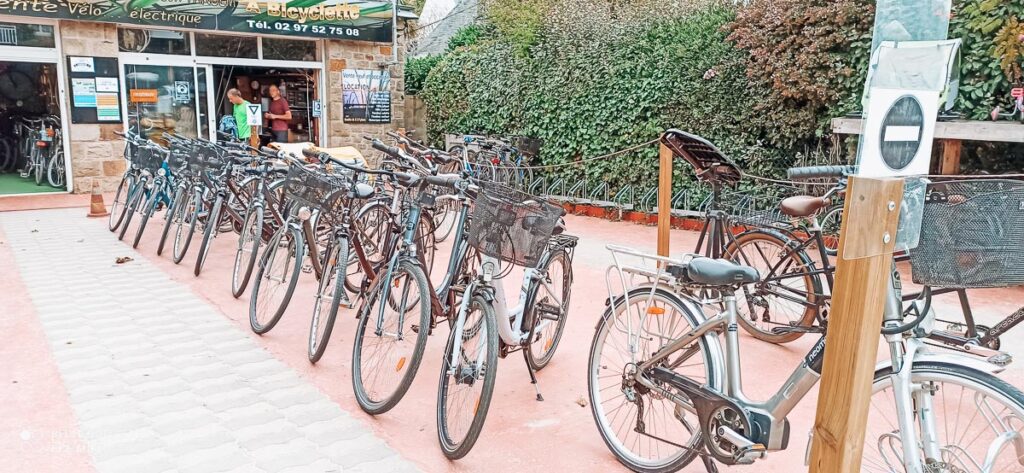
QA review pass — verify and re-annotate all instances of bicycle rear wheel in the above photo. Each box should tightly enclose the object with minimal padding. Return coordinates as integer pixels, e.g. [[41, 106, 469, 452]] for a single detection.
[[819, 204, 842, 257], [437, 294, 498, 460], [131, 186, 159, 249], [524, 249, 572, 371], [351, 259, 430, 415], [117, 178, 147, 241], [249, 226, 302, 334], [862, 361, 1024, 472], [231, 203, 265, 298], [588, 286, 718, 473], [308, 237, 346, 363], [47, 149, 65, 188], [723, 229, 820, 343]]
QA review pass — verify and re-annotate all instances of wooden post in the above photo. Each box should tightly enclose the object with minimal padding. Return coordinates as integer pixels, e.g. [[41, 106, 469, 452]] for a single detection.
[[939, 139, 962, 175], [657, 140, 673, 257], [809, 176, 904, 473]]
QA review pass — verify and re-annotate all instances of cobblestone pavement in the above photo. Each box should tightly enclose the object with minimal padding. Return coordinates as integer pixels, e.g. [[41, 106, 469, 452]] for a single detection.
[[0, 209, 418, 473]]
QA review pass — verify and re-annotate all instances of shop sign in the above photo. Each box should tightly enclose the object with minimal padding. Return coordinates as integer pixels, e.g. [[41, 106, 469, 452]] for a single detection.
[[312, 100, 322, 118], [0, 0, 394, 42], [342, 68, 390, 124], [130, 89, 159, 104], [247, 103, 262, 126]]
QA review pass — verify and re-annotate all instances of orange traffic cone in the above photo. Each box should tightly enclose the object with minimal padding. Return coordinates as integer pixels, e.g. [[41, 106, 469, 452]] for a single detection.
[[87, 182, 110, 218]]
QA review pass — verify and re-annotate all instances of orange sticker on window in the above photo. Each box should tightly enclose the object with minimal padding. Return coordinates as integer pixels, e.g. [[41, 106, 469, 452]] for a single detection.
[[129, 89, 158, 103]]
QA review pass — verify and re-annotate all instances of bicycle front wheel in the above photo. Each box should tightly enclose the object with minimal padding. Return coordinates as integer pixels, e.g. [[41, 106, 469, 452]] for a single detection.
[[131, 188, 159, 249], [172, 190, 200, 264], [863, 361, 1024, 472], [308, 237, 347, 363], [231, 203, 265, 298], [194, 195, 223, 276], [108, 173, 135, 232], [157, 185, 184, 256], [437, 293, 498, 460], [47, 150, 65, 188], [117, 178, 147, 241], [249, 226, 303, 334], [351, 259, 430, 415], [524, 249, 572, 371]]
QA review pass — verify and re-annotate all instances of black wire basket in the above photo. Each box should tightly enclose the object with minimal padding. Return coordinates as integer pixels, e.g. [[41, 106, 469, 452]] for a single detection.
[[188, 143, 225, 175], [908, 179, 1024, 288], [133, 145, 164, 172], [283, 165, 348, 214], [167, 143, 193, 172], [468, 182, 561, 267]]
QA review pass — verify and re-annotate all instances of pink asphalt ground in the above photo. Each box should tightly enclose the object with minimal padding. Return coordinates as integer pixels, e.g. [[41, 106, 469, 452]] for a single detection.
[[4, 194, 1024, 472]]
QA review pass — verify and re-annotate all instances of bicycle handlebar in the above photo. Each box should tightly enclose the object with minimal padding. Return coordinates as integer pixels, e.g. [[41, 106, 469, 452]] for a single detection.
[[787, 165, 857, 180]]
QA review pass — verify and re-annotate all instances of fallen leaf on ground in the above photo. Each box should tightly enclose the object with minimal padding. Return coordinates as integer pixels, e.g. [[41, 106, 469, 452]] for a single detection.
[[115, 256, 133, 264], [575, 396, 588, 408]]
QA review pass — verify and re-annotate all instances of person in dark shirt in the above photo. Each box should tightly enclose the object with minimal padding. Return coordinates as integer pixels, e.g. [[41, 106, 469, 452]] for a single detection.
[[265, 84, 292, 143]]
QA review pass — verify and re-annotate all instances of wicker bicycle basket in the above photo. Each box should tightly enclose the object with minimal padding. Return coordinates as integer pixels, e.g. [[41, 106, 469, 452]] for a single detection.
[[468, 183, 561, 268], [283, 165, 348, 214], [907, 179, 1024, 288], [133, 145, 164, 172]]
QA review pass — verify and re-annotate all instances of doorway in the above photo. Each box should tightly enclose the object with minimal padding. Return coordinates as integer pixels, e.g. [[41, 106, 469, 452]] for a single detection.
[[0, 20, 69, 196], [210, 65, 320, 146]]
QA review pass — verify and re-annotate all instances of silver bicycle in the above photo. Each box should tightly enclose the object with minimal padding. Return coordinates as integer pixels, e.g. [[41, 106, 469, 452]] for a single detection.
[[588, 245, 1024, 473]]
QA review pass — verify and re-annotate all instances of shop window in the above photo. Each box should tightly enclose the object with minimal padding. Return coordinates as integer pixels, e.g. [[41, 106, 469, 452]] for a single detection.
[[118, 28, 190, 55], [0, 23, 55, 48], [262, 38, 319, 62], [195, 33, 258, 59]]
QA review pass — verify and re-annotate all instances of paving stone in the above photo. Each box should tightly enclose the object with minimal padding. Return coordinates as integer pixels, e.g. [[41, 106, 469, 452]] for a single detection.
[[0, 209, 419, 473]]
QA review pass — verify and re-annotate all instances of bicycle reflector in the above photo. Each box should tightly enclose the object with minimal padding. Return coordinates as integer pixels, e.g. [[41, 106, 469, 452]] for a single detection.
[[1013, 88, 1024, 99]]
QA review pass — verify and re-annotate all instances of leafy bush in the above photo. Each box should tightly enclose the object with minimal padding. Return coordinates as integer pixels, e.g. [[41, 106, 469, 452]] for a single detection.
[[405, 55, 442, 94]]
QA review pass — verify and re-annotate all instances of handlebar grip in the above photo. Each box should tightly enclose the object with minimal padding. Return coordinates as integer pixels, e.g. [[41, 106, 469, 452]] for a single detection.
[[423, 173, 462, 189], [371, 139, 401, 157], [787, 165, 856, 180]]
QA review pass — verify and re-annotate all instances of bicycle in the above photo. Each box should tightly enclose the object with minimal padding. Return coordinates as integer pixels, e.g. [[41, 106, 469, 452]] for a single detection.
[[435, 180, 576, 459], [588, 244, 1024, 473]]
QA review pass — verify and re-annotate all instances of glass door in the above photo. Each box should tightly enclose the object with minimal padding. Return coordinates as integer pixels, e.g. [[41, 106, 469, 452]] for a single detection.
[[123, 63, 205, 145]]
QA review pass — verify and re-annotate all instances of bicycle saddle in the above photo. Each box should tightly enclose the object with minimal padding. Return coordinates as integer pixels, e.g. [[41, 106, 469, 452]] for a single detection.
[[780, 195, 829, 218], [353, 182, 375, 199], [675, 257, 759, 286]]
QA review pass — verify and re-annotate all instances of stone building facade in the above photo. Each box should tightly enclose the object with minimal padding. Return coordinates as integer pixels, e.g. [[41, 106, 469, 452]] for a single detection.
[[0, 13, 410, 193]]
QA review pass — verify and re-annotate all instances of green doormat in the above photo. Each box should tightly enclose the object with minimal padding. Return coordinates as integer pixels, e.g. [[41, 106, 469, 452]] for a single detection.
[[0, 173, 66, 195]]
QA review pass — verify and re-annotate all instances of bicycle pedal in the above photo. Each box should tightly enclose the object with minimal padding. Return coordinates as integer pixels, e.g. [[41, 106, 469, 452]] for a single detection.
[[988, 353, 1013, 367], [733, 444, 767, 464]]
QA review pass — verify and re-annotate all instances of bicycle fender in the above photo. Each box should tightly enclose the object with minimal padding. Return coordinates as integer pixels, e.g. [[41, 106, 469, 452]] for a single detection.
[[873, 350, 1006, 376]]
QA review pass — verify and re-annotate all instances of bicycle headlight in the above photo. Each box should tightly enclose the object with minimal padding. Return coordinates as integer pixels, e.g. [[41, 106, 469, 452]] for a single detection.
[[157, 167, 167, 176], [297, 206, 313, 221]]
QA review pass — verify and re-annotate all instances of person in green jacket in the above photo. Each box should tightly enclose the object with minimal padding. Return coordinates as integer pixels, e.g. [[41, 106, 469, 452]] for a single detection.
[[227, 88, 251, 141]]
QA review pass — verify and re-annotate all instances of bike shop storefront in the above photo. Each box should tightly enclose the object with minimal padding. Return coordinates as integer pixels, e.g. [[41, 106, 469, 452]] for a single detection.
[[118, 28, 324, 148], [0, 17, 72, 196]]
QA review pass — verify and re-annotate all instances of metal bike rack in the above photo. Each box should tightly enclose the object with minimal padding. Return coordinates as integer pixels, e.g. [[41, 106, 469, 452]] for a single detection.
[[546, 178, 567, 202], [671, 190, 703, 218], [612, 185, 635, 211], [638, 187, 658, 213], [588, 181, 614, 207], [567, 179, 588, 205], [529, 176, 547, 196]]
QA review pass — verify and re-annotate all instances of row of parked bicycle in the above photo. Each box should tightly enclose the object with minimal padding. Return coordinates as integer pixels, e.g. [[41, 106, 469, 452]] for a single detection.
[[106, 129, 576, 459], [104, 126, 1024, 471], [0, 113, 66, 188]]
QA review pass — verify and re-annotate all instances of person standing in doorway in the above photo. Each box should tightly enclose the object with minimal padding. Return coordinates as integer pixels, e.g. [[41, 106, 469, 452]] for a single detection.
[[227, 88, 251, 142], [265, 84, 292, 143]]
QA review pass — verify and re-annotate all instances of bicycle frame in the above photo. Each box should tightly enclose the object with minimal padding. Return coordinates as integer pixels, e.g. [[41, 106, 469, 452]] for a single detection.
[[607, 245, 1006, 470]]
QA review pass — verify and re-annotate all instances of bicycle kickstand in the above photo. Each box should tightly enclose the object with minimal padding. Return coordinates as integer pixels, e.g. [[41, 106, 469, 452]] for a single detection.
[[522, 349, 544, 402], [701, 453, 719, 473]]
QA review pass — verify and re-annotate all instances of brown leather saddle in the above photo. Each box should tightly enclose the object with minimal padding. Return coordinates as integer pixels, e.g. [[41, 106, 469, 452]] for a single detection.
[[779, 195, 830, 218]]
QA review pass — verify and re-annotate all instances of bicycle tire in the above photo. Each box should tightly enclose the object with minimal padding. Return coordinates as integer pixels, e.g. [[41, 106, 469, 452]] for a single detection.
[[524, 249, 572, 371], [345, 199, 392, 294], [157, 185, 184, 256], [818, 204, 843, 257], [308, 236, 346, 363], [351, 258, 430, 415], [117, 178, 147, 241], [249, 226, 303, 334], [437, 293, 499, 460], [173, 190, 200, 265], [132, 185, 159, 249], [47, 149, 65, 188], [231, 202, 265, 298], [108, 174, 134, 232], [32, 147, 43, 185], [588, 286, 718, 473], [863, 361, 1024, 472], [194, 195, 223, 276], [723, 229, 821, 344]]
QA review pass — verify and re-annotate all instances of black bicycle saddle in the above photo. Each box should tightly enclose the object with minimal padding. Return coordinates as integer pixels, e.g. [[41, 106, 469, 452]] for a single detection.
[[671, 257, 759, 286]]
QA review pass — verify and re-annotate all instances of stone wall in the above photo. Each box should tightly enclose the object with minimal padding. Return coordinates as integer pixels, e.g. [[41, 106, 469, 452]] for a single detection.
[[324, 39, 406, 166], [59, 21, 126, 193]]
